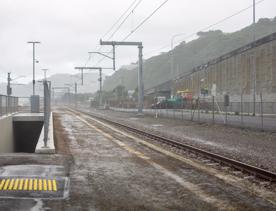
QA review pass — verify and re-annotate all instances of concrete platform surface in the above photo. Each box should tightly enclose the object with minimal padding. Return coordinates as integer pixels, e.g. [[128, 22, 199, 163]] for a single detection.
[[0, 109, 275, 210], [13, 113, 44, 122]]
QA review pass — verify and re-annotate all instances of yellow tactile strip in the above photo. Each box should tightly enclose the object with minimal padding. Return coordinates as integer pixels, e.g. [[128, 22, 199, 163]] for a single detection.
[[0, 178, 57, 192]]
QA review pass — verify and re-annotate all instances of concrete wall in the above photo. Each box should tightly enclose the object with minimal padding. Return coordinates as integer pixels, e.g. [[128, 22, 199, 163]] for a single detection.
[[0, 115, 14, 153], [174, 33, 276, 102]]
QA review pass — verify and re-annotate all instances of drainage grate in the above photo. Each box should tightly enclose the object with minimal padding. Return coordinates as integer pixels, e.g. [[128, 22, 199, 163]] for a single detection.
[[0, 176, 68, 199]]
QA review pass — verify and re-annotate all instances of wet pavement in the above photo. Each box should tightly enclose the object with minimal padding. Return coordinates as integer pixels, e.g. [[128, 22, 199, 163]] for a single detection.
[[0, 108, 275, 210]]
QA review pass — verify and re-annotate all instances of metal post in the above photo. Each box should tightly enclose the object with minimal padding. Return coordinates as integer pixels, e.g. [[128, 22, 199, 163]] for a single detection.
[[241, 92, 244, 127], [181, 99, 184, 120], [225, 105, 228, 125], [43, 81, 47, 147], [100, 40, 143, 114], [190, 99, 192, 120], [42, 69, 48, 81], [5, 96, 7, 115], [27, 41, 40, 96], [138, 45, 144, 114], [7, 72, 11, 96], [252, 0, 256, 116], [75, 82, 78, 107], [212, 96, 215, 124], [260, 92, 264, 131], [197, 97, 200, 122], [0, 96, 2, 116], [99, 68, 103, 107], [33, 44, 35, 95], [81, 69, 84, 85], [112, 44, 116, 71]]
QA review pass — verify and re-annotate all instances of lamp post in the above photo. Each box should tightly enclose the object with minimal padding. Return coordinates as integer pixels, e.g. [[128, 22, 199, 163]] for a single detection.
[[41, 69, 48, 81], [27, 41, 41, 96], [170, 33, 185, 96]]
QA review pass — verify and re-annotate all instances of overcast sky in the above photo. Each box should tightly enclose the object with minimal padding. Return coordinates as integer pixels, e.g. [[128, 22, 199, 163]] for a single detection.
[[0, 0, 275, 84]]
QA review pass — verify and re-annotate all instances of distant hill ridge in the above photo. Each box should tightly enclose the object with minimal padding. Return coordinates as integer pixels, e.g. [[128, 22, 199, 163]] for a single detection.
[[103, 17, 276, 91], [0, 72, 101, 97]]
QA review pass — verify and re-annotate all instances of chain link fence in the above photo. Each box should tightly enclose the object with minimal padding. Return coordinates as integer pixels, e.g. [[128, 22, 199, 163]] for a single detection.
[[111, 94, 276, 131], [0, 95, 18, 117]]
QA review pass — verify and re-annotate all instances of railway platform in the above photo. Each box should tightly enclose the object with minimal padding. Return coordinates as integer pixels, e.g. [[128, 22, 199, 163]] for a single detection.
[[0, 107, 275, 210]]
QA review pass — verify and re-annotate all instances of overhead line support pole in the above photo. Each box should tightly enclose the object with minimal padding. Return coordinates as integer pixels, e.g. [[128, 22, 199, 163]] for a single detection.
[[27, 41, 40, 96], [100, 40, 144, 114], [74, 66, 112, 107], [88, 49, 116, 71]]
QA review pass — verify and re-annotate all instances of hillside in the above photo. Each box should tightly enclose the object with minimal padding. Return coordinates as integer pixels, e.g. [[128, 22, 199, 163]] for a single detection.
[[103, 17, 276, 91], [0, 72, 101, 97]]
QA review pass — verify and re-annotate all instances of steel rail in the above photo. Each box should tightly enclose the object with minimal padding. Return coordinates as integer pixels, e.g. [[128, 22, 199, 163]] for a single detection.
[[75, 108, 276, 182]]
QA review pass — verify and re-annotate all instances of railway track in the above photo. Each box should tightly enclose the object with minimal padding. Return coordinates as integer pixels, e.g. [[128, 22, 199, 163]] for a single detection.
[[73, 108, 276, 182]]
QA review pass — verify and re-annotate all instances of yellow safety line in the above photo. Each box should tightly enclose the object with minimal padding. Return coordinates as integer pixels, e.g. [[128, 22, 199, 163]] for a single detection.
[[43, 179, 47, 191], [29, 179, 33, 191], [23, 179, 28, 190], [48, 180, 52, 191], [52, 180, 57, 191], [13, 179, 19, 190], [39, 179, 42, 191], [33, 179, 37, 191], [0, 179, 5, 190], [3, 179, 10, 190], [19, 179, 24, 190], [8, 179, 14, 190]]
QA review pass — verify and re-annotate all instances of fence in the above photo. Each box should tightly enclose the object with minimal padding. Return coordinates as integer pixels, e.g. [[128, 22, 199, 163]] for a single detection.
[[0, 95, 18, 117], [111, 94, 276, 131]]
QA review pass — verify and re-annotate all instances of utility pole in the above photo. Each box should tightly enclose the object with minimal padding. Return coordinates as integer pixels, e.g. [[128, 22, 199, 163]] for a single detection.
[[252, 0, 256, 116], [112, 44, 116, 72], [74, 67, 84, 85], [74, 67, 111, 107], [65, 83, 78, 107], [100, 40, 144, 114], [75, 82, 78, 95], [27, 41, 41, 96], [52, 87, 70, 104]]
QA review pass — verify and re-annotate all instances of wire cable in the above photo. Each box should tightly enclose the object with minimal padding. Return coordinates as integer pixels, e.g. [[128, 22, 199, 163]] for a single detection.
[[101, 0, 139, 39], [145, 0, 266, 56], [122, 0, 169, 41], [88, 0, 143, 67], [95, 0, 169, 66], [106, 0, 143, 41]]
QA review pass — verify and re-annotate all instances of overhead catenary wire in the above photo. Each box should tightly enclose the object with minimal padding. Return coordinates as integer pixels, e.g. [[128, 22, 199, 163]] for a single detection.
[[106, 0, 143, 41], [144, 0, 266, 57], [95, 0, 169, 66], [122, 0, 169, 41], [101, 0, 139, 39], [86, 0, 143, 67]]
